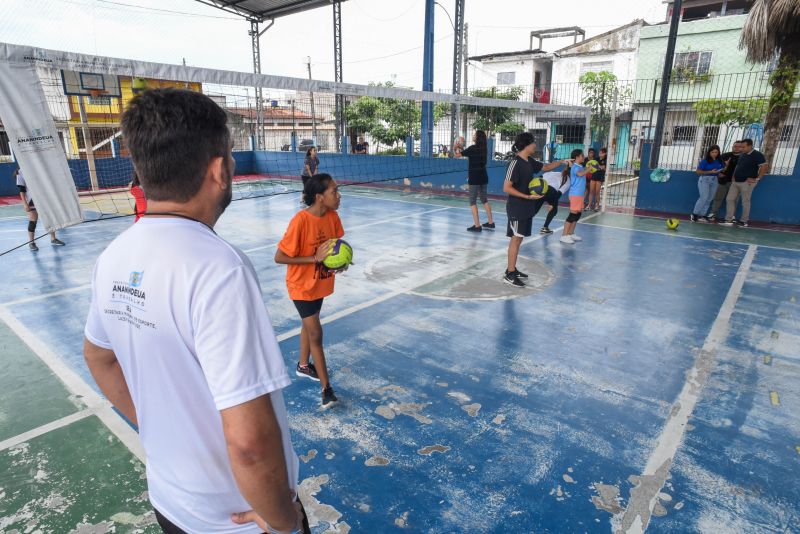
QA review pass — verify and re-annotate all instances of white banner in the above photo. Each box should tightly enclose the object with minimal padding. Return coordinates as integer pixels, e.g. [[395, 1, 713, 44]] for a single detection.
[[0, 48, 83, 231], [0, 42, 590, 114]]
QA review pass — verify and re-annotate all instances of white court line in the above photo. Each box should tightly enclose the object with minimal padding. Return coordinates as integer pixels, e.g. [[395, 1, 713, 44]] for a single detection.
[[614, 244, 757, 534], [0, 306, 145, 462], [585, 220, 800, 253], [276, 212, 599, 343], [242, 206, 451, 254], [341, 191, 473, 211], [0, 405, 107, 452], [4, 283, 92, 307]]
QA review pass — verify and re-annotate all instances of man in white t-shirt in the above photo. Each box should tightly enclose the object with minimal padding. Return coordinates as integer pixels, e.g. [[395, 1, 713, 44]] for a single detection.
[[83, 89, 307, 534]]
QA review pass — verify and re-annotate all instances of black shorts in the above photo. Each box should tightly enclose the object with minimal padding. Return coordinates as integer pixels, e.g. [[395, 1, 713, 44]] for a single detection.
[[592, 173, 605, 183], [154, 504, 312, 534], [507, 217, 533, 238], [293, 298, 324, 319]]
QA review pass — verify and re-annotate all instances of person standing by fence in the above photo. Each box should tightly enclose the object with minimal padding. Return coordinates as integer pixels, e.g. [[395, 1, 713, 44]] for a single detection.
[[720, 138, 768, 228], [690, 145, 724, 223], [708, 141, 741, 222]]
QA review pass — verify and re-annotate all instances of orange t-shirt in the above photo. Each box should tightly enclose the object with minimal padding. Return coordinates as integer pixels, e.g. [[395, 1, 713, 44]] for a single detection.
[[278, 209, 345, 301]]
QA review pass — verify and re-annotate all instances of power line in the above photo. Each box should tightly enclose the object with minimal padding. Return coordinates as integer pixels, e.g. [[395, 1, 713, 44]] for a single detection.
[[50, 0, 240, 19], [315, 32, 454, 65]]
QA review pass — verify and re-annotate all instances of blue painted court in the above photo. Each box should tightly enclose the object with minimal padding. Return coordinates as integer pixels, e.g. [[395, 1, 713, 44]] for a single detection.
[[0, 186, 798, 533]]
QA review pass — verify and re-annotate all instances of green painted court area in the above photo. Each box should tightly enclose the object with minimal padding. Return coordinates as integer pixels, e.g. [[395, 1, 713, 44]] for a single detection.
[[0, 320, 157, 533]]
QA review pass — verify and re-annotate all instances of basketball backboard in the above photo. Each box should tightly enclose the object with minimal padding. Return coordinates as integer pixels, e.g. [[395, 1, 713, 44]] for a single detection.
[[60, 70, 121, 97]]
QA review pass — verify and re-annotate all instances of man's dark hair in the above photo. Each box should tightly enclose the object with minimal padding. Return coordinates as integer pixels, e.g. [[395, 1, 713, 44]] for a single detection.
[[513, 132, 535, 152], [121, 89, 230, 202], [741, 138, 754, 147], [302, 173, 334, 206]]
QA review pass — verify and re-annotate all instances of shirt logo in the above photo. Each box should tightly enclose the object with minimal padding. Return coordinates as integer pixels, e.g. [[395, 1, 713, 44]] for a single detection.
[[129, 271, 144, 287]]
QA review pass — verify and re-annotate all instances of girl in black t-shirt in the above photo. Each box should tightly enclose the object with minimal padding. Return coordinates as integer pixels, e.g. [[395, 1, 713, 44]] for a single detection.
[[587, 147, 607, 211], [462, 130, 494, 232]]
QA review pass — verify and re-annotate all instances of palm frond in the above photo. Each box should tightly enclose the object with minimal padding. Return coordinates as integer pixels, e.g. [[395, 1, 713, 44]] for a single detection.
[[740, 0, 800, 63]]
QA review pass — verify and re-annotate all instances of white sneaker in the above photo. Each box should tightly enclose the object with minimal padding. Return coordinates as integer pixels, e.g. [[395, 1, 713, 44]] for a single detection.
[[571, 235, 583, 242], [560, 235, 575, 244]]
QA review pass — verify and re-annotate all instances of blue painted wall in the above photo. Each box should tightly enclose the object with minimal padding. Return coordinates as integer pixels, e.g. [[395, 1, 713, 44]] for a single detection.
[[0, 163, 19, 197], [254, 151, 515, 196], [0, 151, 256, 198], [636, 144, 800, 225]]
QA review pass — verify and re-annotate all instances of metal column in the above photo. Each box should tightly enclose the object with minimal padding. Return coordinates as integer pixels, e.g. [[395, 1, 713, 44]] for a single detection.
[[333, 1, 344, 153], [450, 0, 465, 150], [249, 18, 273, 150], [649, 0, 682, 169], [420, 0, 435, 157]]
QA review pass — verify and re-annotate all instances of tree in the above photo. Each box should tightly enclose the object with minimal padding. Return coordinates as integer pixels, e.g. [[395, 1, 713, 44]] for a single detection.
[[578, 71, 631, 145], [462, 86, 525, 136], [343, 82, 449, 150], [692, 98, 769, 149], [739, 0, 800, 166]]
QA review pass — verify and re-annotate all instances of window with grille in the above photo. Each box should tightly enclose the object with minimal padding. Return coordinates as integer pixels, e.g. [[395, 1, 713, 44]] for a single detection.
[[671, 125, 697, 145], [780, 125, 795, 143], [673, 51, 713, 78], [555, 124, 585, 144], [497, 72, 516, 85]]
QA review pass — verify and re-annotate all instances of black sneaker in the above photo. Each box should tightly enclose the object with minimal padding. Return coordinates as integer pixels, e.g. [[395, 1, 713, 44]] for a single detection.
[[737, 221, 749, 228], [296, 362, 320, 381], [467, 225, 482, 232], [513, 269, 528, 279], [503, 272, 526, 287], [481, 222, 496, 230], [707, 214, 716, 222], [321, 386, 338, 409], [701, 216, 712, 223], [719, 220, 734, 226], [51, 238, 65, 246], [29, 242, 38, 252], [540, 227, 553, 234], [690, 214, 698, 222]]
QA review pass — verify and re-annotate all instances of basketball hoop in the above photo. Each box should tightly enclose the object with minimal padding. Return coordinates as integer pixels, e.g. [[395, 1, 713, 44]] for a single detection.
[[88, 89, 104, 99]]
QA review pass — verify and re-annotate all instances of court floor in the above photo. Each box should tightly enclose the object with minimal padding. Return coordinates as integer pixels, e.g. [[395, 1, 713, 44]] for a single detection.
[[0, 187, 798, 533]]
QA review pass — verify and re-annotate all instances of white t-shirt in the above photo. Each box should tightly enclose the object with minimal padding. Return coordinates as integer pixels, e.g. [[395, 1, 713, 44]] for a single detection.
[[85, 217, 298, 534], [543, 171, 570, 194]]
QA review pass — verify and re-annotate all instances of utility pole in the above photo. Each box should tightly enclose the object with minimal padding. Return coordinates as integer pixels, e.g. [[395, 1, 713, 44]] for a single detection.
[[462, 22, 469, 138], [450, 0, 465, 150], [306, 56, 318, 146], [649, 0, 682, 169]]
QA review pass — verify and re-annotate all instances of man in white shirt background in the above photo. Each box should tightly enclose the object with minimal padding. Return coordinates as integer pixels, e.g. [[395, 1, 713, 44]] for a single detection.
[[84, 88, 308, 534]]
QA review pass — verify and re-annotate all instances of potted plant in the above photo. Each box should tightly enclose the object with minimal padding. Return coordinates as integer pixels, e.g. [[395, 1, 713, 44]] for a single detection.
[[632, 159, 641, 177]]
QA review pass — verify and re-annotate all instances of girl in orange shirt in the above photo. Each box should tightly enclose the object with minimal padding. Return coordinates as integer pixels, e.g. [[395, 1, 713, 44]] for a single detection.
[[275, 174, 345, 409]]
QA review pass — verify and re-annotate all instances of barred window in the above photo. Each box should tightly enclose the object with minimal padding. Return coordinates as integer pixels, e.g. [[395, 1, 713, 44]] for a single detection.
[[672, 125, 697, 145], [674, 51, 713, 75]]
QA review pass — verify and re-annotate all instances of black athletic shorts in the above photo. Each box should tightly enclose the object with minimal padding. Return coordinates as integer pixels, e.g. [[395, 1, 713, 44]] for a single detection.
[[154, 503, 312, 534], [506, 217, 533, 238], [293, 298, 324, 319]]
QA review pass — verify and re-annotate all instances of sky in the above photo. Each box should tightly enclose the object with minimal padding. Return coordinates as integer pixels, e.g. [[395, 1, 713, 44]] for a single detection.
[[0, 0, 666, 92]]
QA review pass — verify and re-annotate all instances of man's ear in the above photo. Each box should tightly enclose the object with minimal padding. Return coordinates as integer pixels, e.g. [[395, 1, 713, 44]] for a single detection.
[[206, 156, 227, 191]]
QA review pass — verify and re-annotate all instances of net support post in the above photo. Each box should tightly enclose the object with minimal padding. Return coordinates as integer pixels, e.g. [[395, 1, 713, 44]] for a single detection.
[[487, 136, 495, 158], [406, 136, 414, 157], [602, 86, 619, 213], [249, 135, 256, 152], [583, 110, 592, 156], [420, 0, 435, 157], [77, 96, 99, 191], [340, 136, 349, 155]]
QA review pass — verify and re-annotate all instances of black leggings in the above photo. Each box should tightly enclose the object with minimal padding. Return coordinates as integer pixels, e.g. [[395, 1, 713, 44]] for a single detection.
[[543, 204, 558, 228]]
